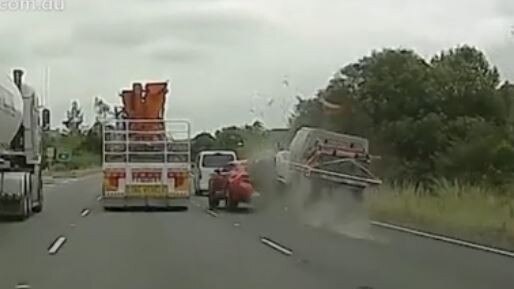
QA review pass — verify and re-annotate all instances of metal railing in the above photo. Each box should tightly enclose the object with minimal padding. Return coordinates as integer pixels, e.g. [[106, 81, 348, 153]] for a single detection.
[[102, 119, 191, 164]]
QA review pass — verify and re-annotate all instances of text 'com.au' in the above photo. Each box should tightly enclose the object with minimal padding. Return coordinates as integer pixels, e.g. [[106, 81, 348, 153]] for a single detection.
[[0, 0, 64, 12]]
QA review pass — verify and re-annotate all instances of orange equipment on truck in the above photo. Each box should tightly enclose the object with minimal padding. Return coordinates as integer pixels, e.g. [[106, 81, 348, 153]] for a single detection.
[[100, 81, 192, 210]]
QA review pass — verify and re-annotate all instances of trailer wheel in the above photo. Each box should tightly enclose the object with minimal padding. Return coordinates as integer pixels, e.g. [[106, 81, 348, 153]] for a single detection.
[[226, 195, 238, 210], [208, 195, 219, 209]]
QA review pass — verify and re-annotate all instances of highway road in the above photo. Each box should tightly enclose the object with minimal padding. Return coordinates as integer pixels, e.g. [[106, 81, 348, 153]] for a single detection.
[[1, 174, 513, 289]]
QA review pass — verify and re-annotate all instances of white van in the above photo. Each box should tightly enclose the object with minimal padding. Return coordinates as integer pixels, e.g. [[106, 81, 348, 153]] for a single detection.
[[194, 150, 237, 195]]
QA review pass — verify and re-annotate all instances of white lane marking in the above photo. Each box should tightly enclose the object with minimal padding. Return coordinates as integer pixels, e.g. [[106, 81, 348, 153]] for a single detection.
[[260, 237, 293, 256], [96, 195, 102, 201], [15, 284, 31, 289], [206, 209, 218, 217], [48, 236, 67, 255], [81, 209, 90, 217], [371, 221, 514, 258]]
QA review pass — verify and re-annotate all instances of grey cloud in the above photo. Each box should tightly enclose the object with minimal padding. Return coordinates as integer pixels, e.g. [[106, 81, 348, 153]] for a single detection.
[[30, 34, 73, 59], [4, 0, 514, 133], [488, 41, 514, 80], [143, 47, 205, 63], [73, 21, 156, 48], [496, 0, 514, 17], [72, 11, 277, 50]]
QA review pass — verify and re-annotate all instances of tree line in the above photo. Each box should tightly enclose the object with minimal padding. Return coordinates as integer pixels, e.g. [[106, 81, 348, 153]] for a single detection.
[[288, 45, 514, 189]]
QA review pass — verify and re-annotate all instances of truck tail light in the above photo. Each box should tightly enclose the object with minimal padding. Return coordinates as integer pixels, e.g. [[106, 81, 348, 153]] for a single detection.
[[104, 170, 125, 191], [167, 170, 189, 190]]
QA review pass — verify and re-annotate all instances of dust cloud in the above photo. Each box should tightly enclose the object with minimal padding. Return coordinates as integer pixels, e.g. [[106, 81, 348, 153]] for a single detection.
[[286, 176, 375, 240], [249, 157, 377, 241]]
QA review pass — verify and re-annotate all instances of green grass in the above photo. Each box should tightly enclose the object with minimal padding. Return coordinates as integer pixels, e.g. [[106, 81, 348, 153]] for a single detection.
[[49, 151, 101, 172], [366, 181, 514, 251], [45, 133, 102, 172]]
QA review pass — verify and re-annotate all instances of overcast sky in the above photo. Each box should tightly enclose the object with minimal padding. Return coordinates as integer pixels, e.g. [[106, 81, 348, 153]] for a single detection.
[[0, 0, 513, 134]]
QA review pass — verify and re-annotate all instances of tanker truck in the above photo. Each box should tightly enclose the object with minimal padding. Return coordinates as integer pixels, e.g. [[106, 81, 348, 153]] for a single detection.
[[0, 69, 50, 219]]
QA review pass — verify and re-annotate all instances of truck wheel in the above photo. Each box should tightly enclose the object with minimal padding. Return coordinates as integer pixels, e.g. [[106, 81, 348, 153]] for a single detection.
[[33, 202, 43, 213], [26, 197, 33, 217], [33, 183, 43, 213]]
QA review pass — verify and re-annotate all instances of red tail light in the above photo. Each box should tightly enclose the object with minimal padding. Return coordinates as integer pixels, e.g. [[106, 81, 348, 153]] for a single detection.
[[168, 171, 188, 188], [104, 170, 125, 191]]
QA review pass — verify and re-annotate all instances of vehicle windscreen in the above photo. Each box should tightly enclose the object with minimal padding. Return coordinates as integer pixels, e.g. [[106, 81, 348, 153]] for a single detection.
[[202, 154, 235, 168]]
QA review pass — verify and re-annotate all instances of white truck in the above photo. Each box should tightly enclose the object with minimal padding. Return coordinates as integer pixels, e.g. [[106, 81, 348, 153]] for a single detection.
[[100, 81, 192, 209], [0, 69, 50, 219]]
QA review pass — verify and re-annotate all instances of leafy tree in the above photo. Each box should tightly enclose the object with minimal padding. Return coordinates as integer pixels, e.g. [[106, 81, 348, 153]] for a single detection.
[[288, 45, 514, 187], [94, 97, 112, 122], [63, 100, 84, 134], [429, 46, 503, 123], [191, 132, 216, 160]]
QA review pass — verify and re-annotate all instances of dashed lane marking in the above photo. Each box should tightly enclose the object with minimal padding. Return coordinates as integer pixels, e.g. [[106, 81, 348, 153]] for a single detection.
[[48, 236, 67, 255], [260, 237, 293, 256], [81, 209, 90, 217], [206, 209, 218, 217]]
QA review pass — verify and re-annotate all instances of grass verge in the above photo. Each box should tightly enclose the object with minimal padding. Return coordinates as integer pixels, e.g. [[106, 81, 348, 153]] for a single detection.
[[44, 167, 101, 179], [366, 182, 514, 252], [44, 152, 101, 178]]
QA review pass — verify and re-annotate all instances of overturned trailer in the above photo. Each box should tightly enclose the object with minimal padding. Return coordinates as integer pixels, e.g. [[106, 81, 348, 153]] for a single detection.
[[275, 127, 381, 193]]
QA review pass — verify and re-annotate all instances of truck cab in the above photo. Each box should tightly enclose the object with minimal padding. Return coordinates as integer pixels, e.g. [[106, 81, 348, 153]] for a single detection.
[[0, 69, 50, 219]]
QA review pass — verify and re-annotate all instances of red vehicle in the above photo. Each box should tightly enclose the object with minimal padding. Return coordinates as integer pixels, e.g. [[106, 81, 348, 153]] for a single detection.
[[208, 160, 254, 210]]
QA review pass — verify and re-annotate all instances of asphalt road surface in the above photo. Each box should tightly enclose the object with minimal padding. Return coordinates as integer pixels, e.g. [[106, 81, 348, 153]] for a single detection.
[[1, 174, 512, 289]]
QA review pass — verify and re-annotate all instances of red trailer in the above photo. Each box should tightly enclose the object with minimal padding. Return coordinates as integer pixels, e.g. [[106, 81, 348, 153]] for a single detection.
[[207, 160, 254, 210]]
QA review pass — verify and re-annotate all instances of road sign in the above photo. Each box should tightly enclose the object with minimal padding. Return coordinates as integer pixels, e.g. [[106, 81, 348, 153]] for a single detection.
[[46, 147, 56, 159], [56, 151, 72, 162]]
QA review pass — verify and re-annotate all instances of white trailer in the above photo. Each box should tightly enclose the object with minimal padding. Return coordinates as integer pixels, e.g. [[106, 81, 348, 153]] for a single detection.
[[0, 69, 50, 219], [101, 119, 192, 209], [275, 127, 381, 190]]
